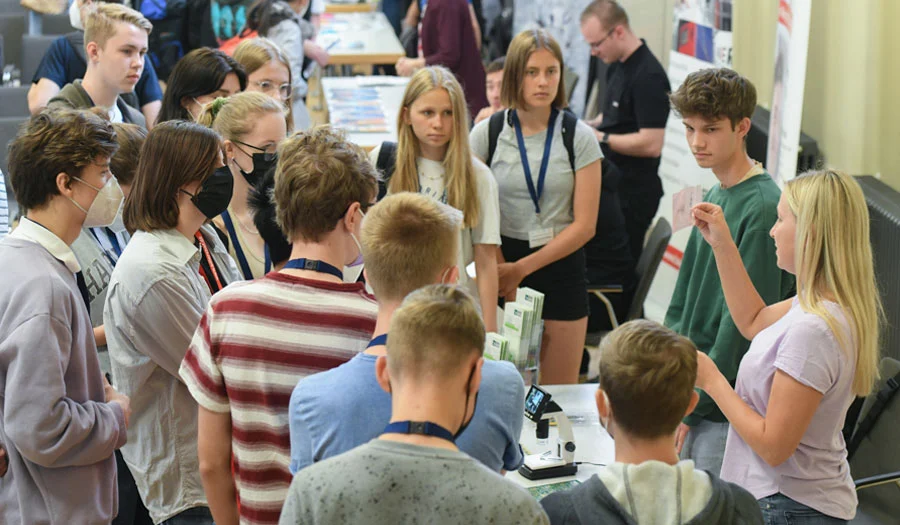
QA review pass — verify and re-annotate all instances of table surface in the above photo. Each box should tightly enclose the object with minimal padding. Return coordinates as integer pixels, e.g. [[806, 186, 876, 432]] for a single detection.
[[317, 12, 405, 65], [325, 0, 378, 13], [321, 76, 409, 151], [507, 384, 615, 489]]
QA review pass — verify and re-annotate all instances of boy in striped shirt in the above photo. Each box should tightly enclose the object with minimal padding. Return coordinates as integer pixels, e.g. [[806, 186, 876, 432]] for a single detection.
[[179, 127, 379, 525]]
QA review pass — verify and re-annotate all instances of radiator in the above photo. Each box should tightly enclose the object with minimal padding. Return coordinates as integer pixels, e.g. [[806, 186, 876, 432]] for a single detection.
[[857, 176, 900, 362]]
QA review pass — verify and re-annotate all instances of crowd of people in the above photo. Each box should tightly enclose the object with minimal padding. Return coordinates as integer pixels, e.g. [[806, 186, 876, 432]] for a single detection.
[[0, 0, 884, 524]]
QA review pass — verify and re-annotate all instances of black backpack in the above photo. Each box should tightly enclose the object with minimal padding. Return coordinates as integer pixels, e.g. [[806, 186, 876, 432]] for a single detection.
[[485, 109, 578, 172]]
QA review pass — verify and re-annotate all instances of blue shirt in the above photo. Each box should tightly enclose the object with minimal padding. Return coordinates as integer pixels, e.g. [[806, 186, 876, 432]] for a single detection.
[[289, 353, 525, 473], [32, 33, 162, 107]]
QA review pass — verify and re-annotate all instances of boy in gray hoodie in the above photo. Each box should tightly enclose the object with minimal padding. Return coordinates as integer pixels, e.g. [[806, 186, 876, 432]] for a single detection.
[[541, 320, 762, 525]]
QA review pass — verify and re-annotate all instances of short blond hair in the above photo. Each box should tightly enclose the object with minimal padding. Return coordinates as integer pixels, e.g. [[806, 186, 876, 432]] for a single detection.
[[274, 126, 378, 242], [599, 320, 698, 439], [361, 193, 461, 302], [84, 3, 152, 50], [387, 285, 485, 381], [501, 29, 568, 110]]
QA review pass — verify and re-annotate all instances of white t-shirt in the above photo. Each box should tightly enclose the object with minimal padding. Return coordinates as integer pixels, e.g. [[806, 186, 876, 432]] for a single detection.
[[107, 104, 123, 124], [368, 146, 501, 292]]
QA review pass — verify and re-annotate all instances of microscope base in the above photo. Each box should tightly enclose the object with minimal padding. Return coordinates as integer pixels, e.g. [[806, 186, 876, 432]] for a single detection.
[[518, 463, 578, 480]]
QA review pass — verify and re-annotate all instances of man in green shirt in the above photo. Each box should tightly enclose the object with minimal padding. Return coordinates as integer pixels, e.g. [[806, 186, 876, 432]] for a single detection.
[[665, 68, 795, 476]]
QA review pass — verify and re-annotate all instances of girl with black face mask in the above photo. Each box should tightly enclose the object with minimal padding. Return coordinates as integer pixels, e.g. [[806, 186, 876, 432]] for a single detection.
[[104, 120, 243, 524], [198, 92, 288, 280]]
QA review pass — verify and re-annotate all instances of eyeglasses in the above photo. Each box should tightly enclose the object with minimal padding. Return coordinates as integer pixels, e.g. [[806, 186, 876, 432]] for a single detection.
[[233, 139, 278, 161], [254, 80, 292, 100], [589, 28, 616, 51]]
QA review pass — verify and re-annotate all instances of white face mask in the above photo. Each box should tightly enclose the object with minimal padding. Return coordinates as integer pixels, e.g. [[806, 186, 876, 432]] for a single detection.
[[107, 202, 127, 233], [69, 176, 125, 228], [69, 0, 84, 31]]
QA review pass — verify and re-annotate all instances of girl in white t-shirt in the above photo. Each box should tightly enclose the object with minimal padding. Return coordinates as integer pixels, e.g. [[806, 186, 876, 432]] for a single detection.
[[370, 66, 501, 332]]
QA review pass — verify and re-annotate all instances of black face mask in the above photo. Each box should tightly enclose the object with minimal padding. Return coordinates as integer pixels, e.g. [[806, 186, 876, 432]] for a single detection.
[[182, 166, 234, 219], [238, 153, 277, 187], [454, 365, 480, 440]]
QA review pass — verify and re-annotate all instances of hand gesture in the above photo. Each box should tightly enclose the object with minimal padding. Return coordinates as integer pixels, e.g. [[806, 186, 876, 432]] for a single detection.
[[691, 203, 734, 251], [395, 58, 416, 77], [695, 351, 723, 392], [305, 42, 330, 66]]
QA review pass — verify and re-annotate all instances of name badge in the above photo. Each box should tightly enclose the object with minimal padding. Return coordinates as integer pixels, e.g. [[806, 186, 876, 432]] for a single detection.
[[528, 227, 555, 248]]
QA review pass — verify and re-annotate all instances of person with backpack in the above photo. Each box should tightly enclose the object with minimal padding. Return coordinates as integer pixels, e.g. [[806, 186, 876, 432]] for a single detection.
[[470, 29, 602, 385], [28, 0, 163, 127], [370, 66, 500, 332], [246, 0, 329, 130], [691, 170, 882, 522]]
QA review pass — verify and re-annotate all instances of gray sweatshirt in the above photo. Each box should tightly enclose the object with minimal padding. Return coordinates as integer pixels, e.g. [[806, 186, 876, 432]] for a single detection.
[[0, 236, 127, 524], [541, 460, 763, 525]]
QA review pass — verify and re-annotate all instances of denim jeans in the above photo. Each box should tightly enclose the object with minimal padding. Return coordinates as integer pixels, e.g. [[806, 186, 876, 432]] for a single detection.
[[160, 507, 214, 525], [759, 494, 848, 525], [679, 419, 730, 477]]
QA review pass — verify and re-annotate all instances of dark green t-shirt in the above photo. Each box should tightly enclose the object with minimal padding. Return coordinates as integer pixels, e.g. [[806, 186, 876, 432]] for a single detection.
[[665, 173, 795, 425]]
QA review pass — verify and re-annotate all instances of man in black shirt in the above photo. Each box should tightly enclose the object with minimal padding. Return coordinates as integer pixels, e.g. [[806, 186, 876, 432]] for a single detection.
[[580, 0, 671, 260]]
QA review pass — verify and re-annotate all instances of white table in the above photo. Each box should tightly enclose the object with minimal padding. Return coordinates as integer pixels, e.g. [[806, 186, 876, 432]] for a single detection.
[[507, 384, 615, 488], [321, 76, 409, 151], [317, 12, 405, 66]]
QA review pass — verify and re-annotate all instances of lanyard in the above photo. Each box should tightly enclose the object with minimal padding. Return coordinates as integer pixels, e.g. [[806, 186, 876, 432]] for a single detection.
[[367, 333, 388, 348], [195, 231, 223, 293], [512, 108, 558, 216], [89, 227, 121, 267], [383, 421, 455, 443], [221, 211, 272, 280], [282, 258, 343, 280]]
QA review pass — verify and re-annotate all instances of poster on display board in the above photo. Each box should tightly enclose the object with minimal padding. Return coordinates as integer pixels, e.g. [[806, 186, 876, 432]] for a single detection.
[[767, 0, 811, 183], [644, 0, 734, 322]]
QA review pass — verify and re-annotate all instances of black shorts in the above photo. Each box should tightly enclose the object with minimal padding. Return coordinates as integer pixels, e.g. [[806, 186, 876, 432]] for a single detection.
[[501, 236, 589, 321]]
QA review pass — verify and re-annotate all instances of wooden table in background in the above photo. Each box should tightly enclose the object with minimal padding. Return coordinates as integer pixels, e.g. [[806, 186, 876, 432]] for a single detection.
[[318, 12, 405, 66], [325, 0, 378, 13]]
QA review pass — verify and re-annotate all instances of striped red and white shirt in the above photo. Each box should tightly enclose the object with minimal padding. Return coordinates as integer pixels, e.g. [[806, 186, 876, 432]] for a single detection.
[[179, 272, 378, 525]]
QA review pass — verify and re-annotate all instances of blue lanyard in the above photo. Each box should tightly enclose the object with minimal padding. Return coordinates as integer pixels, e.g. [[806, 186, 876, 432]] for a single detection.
[[221, 210, 271, 280], [367, 333, 388, 348], [282, 258, 343, 280], [511, 108, 558, 216], [383, 421, 455, 443], [89, 227, 122, 267]]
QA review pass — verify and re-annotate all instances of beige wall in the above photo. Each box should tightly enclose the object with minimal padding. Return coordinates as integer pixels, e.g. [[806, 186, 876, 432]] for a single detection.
[[630, 0, 900, 189]]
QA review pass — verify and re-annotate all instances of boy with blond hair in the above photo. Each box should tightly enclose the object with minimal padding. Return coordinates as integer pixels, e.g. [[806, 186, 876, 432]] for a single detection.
[[664, 68, 794, 475], [280, 285, 547, 525], [288, 192, 525, 474], [541, 320, 763, 524], [179, 127, 379, 525], [47, 3, 152, 127]]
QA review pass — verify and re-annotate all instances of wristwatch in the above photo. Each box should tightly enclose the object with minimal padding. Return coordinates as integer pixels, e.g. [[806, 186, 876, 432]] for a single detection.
[[601, 132, 610, 144]]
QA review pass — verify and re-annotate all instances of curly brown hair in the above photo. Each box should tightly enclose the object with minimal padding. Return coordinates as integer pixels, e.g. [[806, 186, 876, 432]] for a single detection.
[[7, 107, 118, 210], [669, 67, 757, 129]]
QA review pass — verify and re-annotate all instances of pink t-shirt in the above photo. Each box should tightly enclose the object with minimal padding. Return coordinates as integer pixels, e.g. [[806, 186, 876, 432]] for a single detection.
[[720, 298, 857, 520]]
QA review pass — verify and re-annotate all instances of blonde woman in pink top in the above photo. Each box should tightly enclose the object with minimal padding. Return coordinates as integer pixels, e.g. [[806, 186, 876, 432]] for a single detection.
[[689, 170, 882, 523]]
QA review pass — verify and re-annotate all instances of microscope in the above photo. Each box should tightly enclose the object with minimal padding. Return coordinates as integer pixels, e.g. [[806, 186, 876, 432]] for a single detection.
[[518, 385, 578, 480]]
